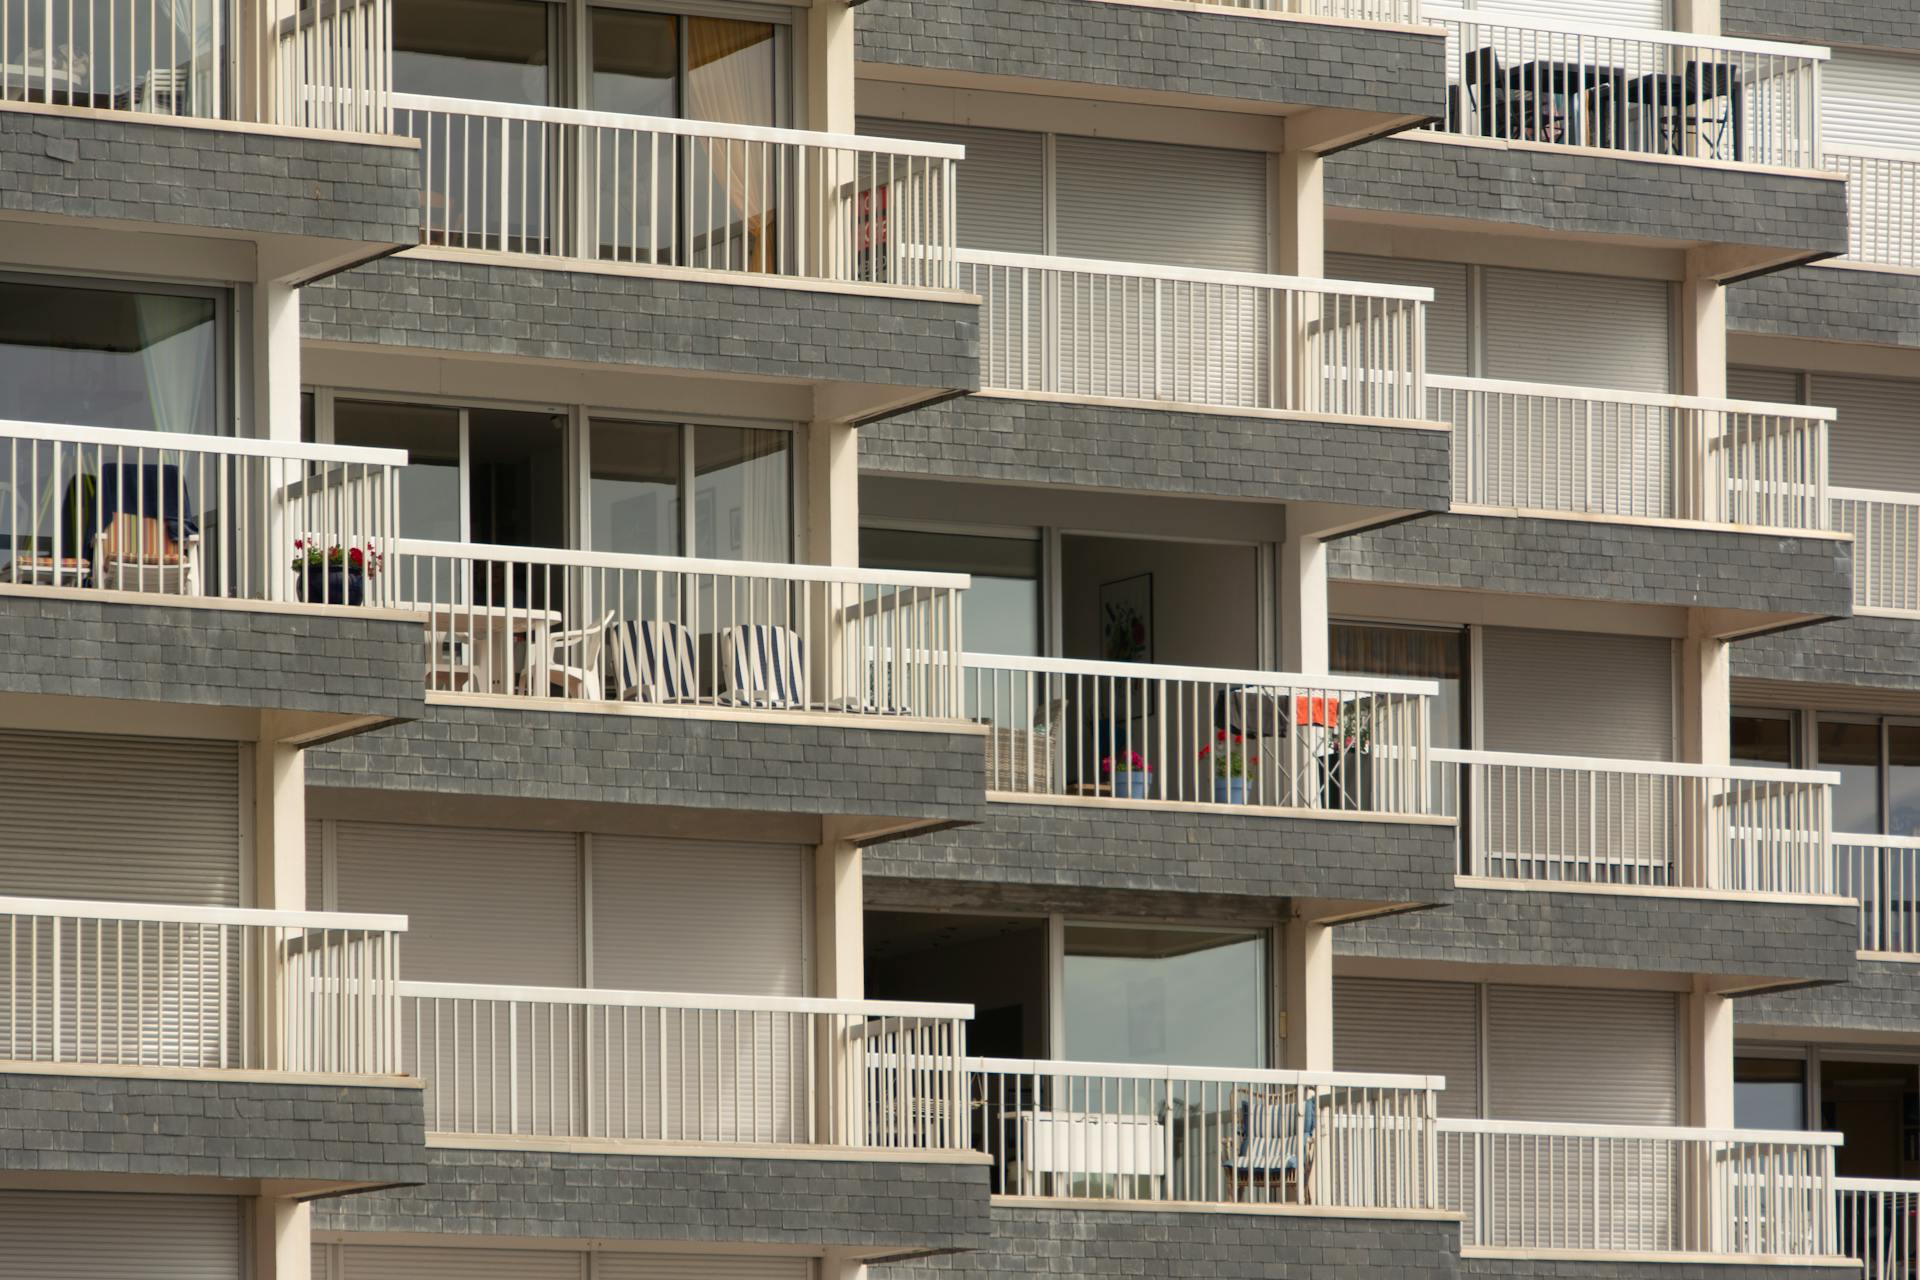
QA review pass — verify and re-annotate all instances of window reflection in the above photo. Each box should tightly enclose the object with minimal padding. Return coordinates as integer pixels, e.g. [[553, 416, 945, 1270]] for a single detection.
[[334, 400, 462, 543], [1731, 711, 1796, 769], [694, 426, 789, 561], [1735, 1057, 1806, 1131], [590, 421, 681, 556], [1332, 624, 1466, 747], [0, 280, 219, 434], [1819, 720, 1884, 835], [1063, 923, 1268, 1069]]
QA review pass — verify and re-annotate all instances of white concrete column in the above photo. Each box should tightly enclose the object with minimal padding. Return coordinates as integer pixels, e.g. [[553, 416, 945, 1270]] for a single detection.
[[805, 0, 856, 134], [821, 1253, 869, 1280], [1679, 630, 1732, 767], [252, 279, 304, 442], [1671, 0, 1721, 35], [252, 1198, 311, 1280], [1279, 531, 1329, 675], [1273, 150, 1325, 279], [1686, 984, 1735, 1128], [813, 820, 864, 1000], [805, 420, 860, 568], [1679, 266, 1728, 401], [252, 722, 307, 910], [1282, 915, 1334, 1071]]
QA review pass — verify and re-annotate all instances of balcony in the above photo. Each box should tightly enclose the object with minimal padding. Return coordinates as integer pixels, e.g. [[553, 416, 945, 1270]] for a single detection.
[[1839, 1177, 1920, 1280], [973, 1057, 1442, 1212], [1437, 748, 1838, 896], [1436, 375, 1833, 532], [400, 981, 971, 1155], [1438, 1120, 1844, 1260], [1828, 146, 1920, 269], [1835, 486, 1920, 613], [1835, 834, 1920, 956]]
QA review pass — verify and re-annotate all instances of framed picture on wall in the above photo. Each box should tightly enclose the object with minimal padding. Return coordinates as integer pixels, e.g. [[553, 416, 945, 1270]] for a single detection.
[[1099, 574, 1153, 664]]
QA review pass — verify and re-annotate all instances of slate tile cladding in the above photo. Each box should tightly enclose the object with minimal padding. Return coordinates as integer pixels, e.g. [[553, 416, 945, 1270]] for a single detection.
[[865, 803, 1457, 905], [0, 594, 424, 722], [1336, 884, 1860, 985], [872, 1203, 1462, 1280], [302, 254, 981, 392], [1739, 958, 1920, 1035], [1327, 513, 1854, 617], [308, 700, 987, 824], [1464, 1260, 1858, 1280], [0, 108, 420, 250], [859, 395, 1451, 511], [314, 1148, 992, 1254], [1724, 0, 1920, 54], [0, 1073, 427, 1187], [1729, 265, 1920, 350], [1327, 136, 1848, 256], [854, 0, 1447, 119], [1734, 614, 1920, 692]]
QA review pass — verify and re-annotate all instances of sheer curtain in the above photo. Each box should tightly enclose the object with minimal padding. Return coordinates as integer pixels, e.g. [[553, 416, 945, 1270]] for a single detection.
[[684, 18, 775, 272]]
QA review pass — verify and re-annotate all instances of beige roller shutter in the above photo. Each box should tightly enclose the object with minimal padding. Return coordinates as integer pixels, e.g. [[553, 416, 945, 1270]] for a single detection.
[[1462, 0, 1667, 28], [1480, 628, 1675, 761], [334, 822, 581, 986], [0, 731, 241, 905], [858, 118, 1045, 254], [338, 1245, 586, 1280], [591, 837, 806, 996], [1327, 254, 1470, 377], [598, 1254, 814, 1280], [1335, 976, 1481, 1118], [1729, 366, 1803, 406], [1825, 50, 1920, 150], [306, 819, 326, 910], [0, 1192, 243, 1278], [1054, 136, 1268, 271], [1812, 374, 1920, 492], [1487, 985, 1679, 1123], [1482, 267, 1672, 393]]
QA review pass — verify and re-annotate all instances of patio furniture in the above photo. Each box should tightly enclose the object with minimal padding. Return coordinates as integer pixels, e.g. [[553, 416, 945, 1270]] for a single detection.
[[530, 610, 614, 699], [1506, 58, 1625, 146], [1448, 47, 1509, 137], [1223, 1087, 1318, 1204], [90, 463, 201, 596], [412, 602, 561, 695], [1011, 1109, 1168, 1198], [1617, 62, 1744, 160], [988, 696, 1067, 794], [722, 623, 808, 709], [612, 620, 700, 704]]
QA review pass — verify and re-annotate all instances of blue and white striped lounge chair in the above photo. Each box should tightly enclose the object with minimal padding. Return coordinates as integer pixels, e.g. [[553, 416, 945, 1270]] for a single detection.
[[722, 623, 809, 710], [1223, 1088, 1317, 1203], [613, 620, 699, 703]]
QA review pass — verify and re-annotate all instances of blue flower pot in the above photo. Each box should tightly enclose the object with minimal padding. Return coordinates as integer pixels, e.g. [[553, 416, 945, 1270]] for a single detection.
[[298, 565, 365, 606], [1214, 777, 1247, 805], [1111, 771, 1151, 799]]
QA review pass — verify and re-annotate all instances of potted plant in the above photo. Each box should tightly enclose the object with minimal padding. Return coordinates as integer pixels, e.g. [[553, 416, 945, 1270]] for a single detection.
[[1101, 750, 1152, 799], [1318, 700, 1374, 812], [293, 537, 381, 606], [1199, 730, 1257, 805]]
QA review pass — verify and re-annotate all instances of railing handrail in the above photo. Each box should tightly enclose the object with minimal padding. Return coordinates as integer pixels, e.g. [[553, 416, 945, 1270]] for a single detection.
[[0, 418, 410, 468], [1423, 5, 1831, 59], [1428, 374, 1837, 421], [1434, 746, 1840, 786], [391, 538, 972, 591], [1438, 1117, 1844, 1145], [971, 1055, 1445, 1090], [391, 91, 967, 160], [1834, 830, 1920, 849], [398, 979, 974, 1020], [964, 651, 1439, 697], [1832, 485, 1920, 506], [1823, 142, 1920, 164], [0, 893, 408, 933], [1836, 1176, 1920, 1192], [958, 247, 1437, 303]]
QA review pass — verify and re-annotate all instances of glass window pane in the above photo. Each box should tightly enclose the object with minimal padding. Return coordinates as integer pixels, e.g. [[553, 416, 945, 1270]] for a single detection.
[[589, 9, 678, 261], [1889, 724, 1920, 838], [395, 0, 550, 103], [590, 420, 680, 556], [1332, 624, 1466, 747], [1732, 713, 1796, 769], [334, 400, 462, 543], [591, 8, 678, 116], [693, 426, 789, 561], [1819, 719, 1884, 836], [1063, 923, 1267, 1068], [0, 280, 219, 434], [467, 409, 567, 549], [860, 528, 1041, 657], [1735, 1057, 1806, 1131], [685, 17, 775, 125]]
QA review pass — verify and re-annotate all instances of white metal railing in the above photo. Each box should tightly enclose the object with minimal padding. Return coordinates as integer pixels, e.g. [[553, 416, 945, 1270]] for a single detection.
[[1838, 1177, 1920, 1280], [1829, 145, 1920, 269], [0, 894, 405, 1075], [974, 1058, 1441, 1210], [401, 982, 971, 1151], [1181, 0, 1419, 19], [1423, 9, 1827, 169], [1835, 833, 1920, 956], [395, 93, 961, 289], [1834, 486, 1920, 613], [967, 654, 1437, 816], [0, 419, 404, 607], [0, 0, 390, 132], [395, 539, 967, 718], [961, 250, 1431, 421], [1438, 1120, 1841, 1257], [1433, 374, 1832, 530], [1436, 748, 1838, 895]]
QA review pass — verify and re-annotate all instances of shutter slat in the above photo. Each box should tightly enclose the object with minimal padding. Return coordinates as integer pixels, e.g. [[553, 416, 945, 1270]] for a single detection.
[[1462, 0, 1668, 30], [1487, 985, 1680, 1124], [1483, 267, 1672, 393], [1812, 373, 1920, 492], [0, 1192, 242, 1278], [858, 118, 1044, 254], [1335, 976, 1482, 1118], [1824, 50, 1920, 150], [1327, 254, 1472, 377], [1481, 628, 1675, 762], [1054, 136, 1268, 272]]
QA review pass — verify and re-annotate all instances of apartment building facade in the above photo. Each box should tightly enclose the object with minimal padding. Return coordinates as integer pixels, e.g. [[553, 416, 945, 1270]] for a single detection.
[[0, 0, 1911, 1274]]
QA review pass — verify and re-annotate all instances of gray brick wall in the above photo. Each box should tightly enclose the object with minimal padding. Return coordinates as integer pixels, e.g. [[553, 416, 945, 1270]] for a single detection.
[[866, 804, 1456, 906], [308, 701, 985, 825], [873, 1204, 1461, 1279], [1327, 514, 1854, 617], [860, 396, 1452, 512], [1327, 137, 1848, 257], [1739, 957, 1920, 1034], [1734, 614, 1920, 691], [315, 1148, 991, 1255], [1464, 1260, 1857, 1280], [1728, 265, 1920, 350], [0, 109, 419, 257], [1724, 0, 1920, 53], [0, 1073, 426, 1187], [855, 0, 1446, 121], [0, 595, 424, 723], [1336, 884, 1860, 987], [303, 255, 980, 395]]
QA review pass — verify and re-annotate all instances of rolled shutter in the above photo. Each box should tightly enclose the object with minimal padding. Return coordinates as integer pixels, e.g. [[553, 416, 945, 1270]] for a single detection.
[[1334, 976, 1481, 1118], [1824, 50, 1920, 150], [0, 730, 241, 905], [1729, 366, 1803, 406], [0, 1192, 243, 1278], [598, 1254, 814, 1280], [1480, 628, 1674, 761], [1487, 984, 1679, 1123], [1327, 254, 1470, 377], [1482, 267, 1672, 392], [1811, 374, 1920, 492], [337, 1245, 586, 1280], [1053, 136, 1268, 272], [859, 118, 1045, 254], [333, 822, 581, 986], [1463, 0, 1667, 28]]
